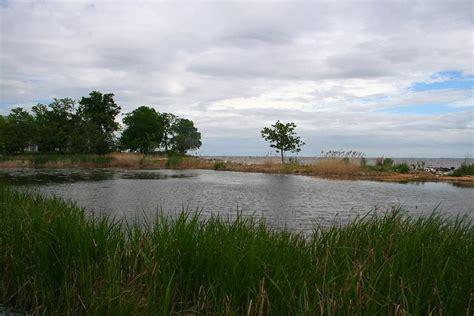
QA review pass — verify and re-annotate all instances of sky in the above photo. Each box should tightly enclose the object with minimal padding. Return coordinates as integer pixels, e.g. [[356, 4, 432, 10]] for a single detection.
[[0, 0, 473, 158]]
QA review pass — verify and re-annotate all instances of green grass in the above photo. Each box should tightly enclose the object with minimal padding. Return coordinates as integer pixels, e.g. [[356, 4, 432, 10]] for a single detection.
[[0, 188, 472, 315], [452, 162, 474, 177]]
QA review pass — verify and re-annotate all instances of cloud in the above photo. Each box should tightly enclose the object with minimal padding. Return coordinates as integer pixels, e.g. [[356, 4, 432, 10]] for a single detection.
[[0, 0, 472, 157]]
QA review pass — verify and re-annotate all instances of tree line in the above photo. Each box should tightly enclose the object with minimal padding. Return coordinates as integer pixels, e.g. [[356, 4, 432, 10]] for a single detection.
[[0, 91, 201, 155]]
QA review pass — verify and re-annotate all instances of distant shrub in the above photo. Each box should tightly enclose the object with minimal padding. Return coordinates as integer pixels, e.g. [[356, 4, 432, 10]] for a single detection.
[[395, 163, 410, 174], [360, 157, 367, 167], [213, 161, 226, 170], [452, 162, 474, 177], [383, 158, 394, 167], [341, 157, 350, 164]]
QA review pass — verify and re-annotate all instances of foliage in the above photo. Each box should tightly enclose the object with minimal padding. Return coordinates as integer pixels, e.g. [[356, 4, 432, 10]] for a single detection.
[[368, 158, 412, 173], [1, 188, 472, 314], [452, 162, 474, 176], [261, 121, 305, 163], [171, 118, 202, 154], [160, 112, 177, 152], [121, 106, 164, 153], [78, 91, 121, 154], [0, 91, 202, 157], [213, 161, 226, 170], [395, 163, 410, 174], [0, 108, 35, 154], [32, 99, 77, 153]]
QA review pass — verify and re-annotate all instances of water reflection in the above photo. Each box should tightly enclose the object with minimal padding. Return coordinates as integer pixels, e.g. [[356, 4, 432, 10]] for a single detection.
[[0, 169, 472, 232]]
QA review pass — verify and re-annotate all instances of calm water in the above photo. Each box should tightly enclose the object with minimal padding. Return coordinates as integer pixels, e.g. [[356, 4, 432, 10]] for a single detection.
[[1, 168, 473, 232]]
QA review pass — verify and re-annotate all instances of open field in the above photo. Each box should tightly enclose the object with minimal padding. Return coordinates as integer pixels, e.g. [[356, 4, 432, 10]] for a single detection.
[[0, 187, 473, 314], [0, 153, 473, 185]]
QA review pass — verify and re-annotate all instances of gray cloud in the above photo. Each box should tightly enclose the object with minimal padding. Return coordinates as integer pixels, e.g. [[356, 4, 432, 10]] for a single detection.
[[0, 0, 472, 157]]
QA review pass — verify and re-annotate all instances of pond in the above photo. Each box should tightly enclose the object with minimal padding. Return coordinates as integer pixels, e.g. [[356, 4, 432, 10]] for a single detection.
[[1, 168, 473, 232]]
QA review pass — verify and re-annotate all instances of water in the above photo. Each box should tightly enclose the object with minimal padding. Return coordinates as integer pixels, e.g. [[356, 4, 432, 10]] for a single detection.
[[1, 168, 472, 232]]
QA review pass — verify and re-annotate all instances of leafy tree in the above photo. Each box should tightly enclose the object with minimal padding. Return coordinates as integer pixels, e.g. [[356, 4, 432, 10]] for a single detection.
[[0, 115, 6, 154], [120, 106, 164, 153], [171, 118, 202, 154], [78, 91, 121, 154], [1, 108, 35, 154], [161, 112, 177, 152], [261, 120, 305, 163], [32, 98, 76, 152]]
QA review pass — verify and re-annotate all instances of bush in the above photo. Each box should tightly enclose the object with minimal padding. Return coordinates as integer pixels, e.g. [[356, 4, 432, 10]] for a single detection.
[[452, 162, 474, 177], [213, 161, 226, 170], [395, 163, 410, 174]]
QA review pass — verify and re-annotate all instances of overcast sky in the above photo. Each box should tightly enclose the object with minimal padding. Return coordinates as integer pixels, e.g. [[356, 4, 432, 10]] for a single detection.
[[0, 0, 472, 157]]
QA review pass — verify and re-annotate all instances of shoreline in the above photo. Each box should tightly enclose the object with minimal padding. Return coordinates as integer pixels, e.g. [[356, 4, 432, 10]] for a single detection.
[[0, 154, 473, 186]]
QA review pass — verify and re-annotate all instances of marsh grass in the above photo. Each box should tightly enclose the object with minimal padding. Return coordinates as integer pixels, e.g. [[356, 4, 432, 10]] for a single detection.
[[1, 188, 472, 315], [309, 158, 361, 176]]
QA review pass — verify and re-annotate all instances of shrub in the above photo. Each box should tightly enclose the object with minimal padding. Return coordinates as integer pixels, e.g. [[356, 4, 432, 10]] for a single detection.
[[383, 158, 394, 167], [395, 163, 410, 174], [452, 162, 474, 177], [213, 161, 226, 170]]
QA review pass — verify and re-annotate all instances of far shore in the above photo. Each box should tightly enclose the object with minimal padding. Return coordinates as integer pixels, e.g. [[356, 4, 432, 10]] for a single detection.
[[0, 152, 473, 186]]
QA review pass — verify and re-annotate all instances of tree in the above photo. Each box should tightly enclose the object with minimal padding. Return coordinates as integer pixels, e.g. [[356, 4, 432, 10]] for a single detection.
[[78, 91, 121, 154], [120, 106, 164, 153], [261, 120, 305, 164], [1, 108, 35, 154], [171, 118, 202, 154], [32, 98, 76, 152], [161, 112, 177, 152]]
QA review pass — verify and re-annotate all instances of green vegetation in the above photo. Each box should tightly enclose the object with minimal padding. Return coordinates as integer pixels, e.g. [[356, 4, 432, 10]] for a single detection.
[[0, 91, 202, 155], [261, 121, 305, 164], [452, 162, 474, 176], [213, 161, 226, 170], [365, 157, 411, 173], [121, 106, 165, 153], [1, 188, 472, 314]]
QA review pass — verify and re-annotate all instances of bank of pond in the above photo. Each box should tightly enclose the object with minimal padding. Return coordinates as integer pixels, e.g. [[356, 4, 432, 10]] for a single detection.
[[0, 187, 472, 314], [0, 153, 473, 186]]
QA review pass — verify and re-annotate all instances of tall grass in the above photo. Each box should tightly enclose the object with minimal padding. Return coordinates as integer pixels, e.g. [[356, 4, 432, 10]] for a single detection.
[[0, 188, 473, 314], [309, 158, 361, 176]]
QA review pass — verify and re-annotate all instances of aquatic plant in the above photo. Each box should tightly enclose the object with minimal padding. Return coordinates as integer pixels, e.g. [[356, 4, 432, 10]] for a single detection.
[[1, 188, 472, 314]]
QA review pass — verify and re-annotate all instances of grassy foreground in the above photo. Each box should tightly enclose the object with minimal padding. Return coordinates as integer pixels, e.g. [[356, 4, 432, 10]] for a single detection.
[[0, 188, 473, 315]]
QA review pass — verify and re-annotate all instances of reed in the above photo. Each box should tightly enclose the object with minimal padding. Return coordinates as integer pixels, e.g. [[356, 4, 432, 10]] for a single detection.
[[309, 158, 361, 176], [1, 188, 472, 315]]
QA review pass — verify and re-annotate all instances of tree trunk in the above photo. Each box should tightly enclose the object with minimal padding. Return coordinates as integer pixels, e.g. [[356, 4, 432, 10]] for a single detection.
[[280, 149, 284, 164]]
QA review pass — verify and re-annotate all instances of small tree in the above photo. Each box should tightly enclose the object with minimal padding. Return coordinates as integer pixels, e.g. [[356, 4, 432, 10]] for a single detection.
[[261, 121, 305, 164]]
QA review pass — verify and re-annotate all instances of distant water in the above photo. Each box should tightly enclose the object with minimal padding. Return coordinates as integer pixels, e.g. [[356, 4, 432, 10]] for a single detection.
[[204, 156, 473, 169]]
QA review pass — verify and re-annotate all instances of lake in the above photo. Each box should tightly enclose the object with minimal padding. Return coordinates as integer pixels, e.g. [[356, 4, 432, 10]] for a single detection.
[[1, 168, 473, 232]]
